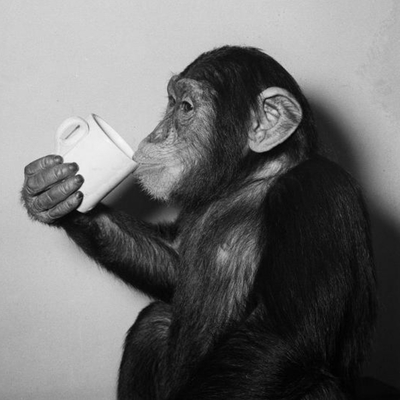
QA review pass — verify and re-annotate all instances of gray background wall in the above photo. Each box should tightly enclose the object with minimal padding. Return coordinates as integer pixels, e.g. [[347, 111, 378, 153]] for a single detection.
[[1, 0, 399, 398]]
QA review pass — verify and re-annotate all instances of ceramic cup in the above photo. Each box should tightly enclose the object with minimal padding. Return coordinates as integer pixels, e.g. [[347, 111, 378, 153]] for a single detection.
[[55, 114, 137, 213]]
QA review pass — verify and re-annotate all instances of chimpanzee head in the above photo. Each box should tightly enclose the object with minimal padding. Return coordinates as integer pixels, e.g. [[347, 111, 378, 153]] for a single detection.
[[134, 46, 318, 206]]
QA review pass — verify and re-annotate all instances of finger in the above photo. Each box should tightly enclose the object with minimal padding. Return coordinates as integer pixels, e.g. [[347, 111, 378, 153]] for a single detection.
[[32, 191, 83, 224], [32, 175, 84, 212], [47, 191, 83, 221], [25, 162, 79, 196], [24, 155, 63, 176]]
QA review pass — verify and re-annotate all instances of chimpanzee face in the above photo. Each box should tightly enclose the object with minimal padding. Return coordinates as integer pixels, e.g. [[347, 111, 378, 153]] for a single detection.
[[133, 76, 215, 201]]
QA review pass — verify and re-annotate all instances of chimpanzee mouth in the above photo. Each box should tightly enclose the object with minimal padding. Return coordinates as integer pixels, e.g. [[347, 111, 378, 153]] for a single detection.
[[135, 162, 164, 175]]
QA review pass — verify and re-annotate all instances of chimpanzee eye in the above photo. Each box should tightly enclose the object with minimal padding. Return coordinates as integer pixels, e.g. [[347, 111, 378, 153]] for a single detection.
[[180, 101, 194, 113]]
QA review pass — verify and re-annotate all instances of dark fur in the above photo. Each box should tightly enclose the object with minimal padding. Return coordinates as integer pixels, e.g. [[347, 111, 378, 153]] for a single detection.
[[59, 46, 377, 399]]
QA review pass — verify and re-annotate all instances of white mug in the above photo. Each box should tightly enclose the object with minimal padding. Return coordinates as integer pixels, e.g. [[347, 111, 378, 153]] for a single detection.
[[55, 114, 138, 213]]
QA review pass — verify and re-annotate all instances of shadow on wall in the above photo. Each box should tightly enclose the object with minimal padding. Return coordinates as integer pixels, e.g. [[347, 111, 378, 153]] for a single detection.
[[312, 99, 400, 387]]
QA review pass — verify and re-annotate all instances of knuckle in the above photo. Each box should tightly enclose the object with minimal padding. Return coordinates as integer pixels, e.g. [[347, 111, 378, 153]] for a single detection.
[[50, 179, 76, 199], [54, 163, 78, 180], [34, 190, 57, 212], [35, 165, 67, 190], [32, 195, 45, 213], [48, 208, 63, 220], [48, 196, 79, 219], [43, 184, 67, 207], [58, 182, 71, 197], [20, 191, 56, 225], [43, 154, 61, 167], [24, 155, 63, 178], [24, 164, 34, 176], [53, 166, 65, 180], [42, 155, 53, 167], [25, 175, 40, 195], [36, 210, 57, 224], [24, 157, 43, 176], [42, 191, 54, 207], [21, 183, 31, 200]]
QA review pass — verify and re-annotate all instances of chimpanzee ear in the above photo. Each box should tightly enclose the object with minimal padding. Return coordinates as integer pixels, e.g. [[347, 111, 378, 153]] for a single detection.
[[248, 87, 303, 153]]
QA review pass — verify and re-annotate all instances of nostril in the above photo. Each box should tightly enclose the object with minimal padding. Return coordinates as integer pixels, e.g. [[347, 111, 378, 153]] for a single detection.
[[148, 131, 159, 143], [148, 132, 156, 143], [149, 129, 168, 144]]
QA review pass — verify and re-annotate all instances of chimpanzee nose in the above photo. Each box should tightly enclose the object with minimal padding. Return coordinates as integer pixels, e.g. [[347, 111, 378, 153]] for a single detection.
[[147, 118, 171, 143]]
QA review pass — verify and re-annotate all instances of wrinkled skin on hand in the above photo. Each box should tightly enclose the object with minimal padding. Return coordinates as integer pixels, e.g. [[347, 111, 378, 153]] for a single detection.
[[21, 154, 85, 224]]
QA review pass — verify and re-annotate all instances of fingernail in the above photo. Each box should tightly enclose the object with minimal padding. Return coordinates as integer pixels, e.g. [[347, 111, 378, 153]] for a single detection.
[[76, 191, 83, 199], [69, 163, 79, 172], [75, 175, 84, 184], [54, 155, 63, 164]]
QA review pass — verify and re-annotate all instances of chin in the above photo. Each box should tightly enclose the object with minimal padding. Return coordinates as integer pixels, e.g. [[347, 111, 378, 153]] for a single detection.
[[136, 171, 174, 202]]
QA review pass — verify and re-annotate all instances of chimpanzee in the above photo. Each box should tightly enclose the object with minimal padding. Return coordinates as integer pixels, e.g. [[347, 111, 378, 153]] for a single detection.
[[21, 46, 377, 399]]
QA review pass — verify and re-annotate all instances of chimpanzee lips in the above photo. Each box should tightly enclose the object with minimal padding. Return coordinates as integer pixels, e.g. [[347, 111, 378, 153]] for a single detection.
[[134, 162, 164, 175]]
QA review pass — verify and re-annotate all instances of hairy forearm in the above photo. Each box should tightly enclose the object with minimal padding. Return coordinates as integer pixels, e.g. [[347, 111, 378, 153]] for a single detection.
[[59, 205, 179, 302]]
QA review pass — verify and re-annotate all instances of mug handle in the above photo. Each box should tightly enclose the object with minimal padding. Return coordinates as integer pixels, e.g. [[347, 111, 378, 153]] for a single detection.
[[55, 116, 89, 156]]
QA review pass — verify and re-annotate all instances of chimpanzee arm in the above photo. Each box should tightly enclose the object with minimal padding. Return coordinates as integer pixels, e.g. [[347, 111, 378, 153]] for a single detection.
[[60, 205, 179, 302], [116, 208, 264, 399], [21, 155, 178, 302]]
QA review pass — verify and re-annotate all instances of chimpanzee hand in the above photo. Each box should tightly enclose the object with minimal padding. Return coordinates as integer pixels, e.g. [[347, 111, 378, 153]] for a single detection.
[[21, 155, 84, 224]]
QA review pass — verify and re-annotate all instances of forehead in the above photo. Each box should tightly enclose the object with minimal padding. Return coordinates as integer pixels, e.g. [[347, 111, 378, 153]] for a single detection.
[[167, 76, 213, 99]]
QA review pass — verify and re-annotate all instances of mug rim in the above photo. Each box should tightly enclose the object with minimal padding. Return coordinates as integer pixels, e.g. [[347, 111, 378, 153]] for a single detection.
[[91, 114, 134, 158]]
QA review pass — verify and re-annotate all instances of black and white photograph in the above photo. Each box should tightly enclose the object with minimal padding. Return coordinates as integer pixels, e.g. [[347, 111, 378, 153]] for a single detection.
[[1, 1, 400, 399]]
